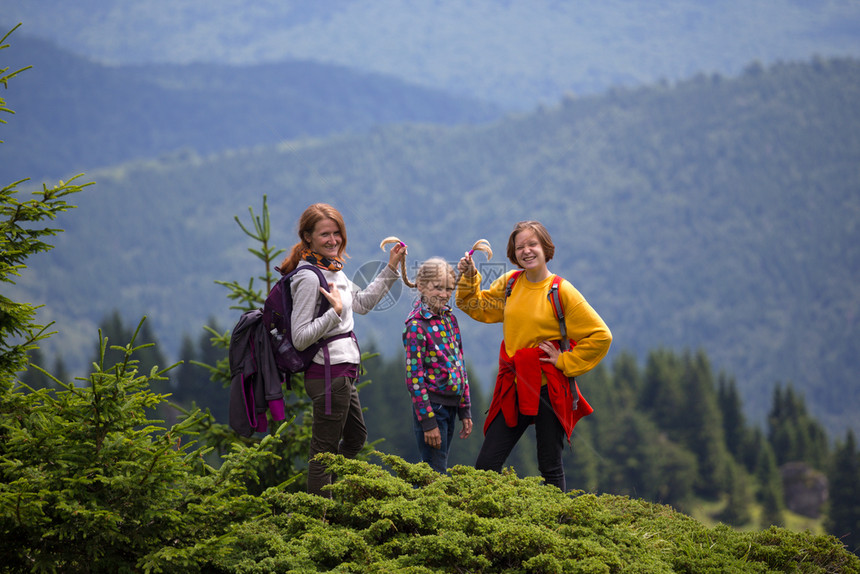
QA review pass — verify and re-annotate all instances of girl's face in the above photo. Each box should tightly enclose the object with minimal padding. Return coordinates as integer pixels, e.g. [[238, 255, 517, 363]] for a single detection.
[[419, 270, 456, 314], [305, 218, 342, 259], [514, 228, 547, 272]]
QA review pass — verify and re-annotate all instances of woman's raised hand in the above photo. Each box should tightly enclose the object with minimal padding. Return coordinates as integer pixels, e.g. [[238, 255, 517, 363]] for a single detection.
[[386, 241, 407, 270]]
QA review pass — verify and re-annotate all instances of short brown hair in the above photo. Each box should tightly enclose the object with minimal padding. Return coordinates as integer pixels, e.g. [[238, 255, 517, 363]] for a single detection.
[[506, 220, 555, 267]]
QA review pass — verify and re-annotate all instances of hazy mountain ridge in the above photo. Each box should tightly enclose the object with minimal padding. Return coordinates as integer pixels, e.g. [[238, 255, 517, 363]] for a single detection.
[[7, 54, 859, 439], [4, 0, 860, 108], [0, 33, 501, 184]]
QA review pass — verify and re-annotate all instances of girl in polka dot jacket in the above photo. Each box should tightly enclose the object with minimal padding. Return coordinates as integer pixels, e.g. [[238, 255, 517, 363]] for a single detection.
[[402, 258, 473, 473]]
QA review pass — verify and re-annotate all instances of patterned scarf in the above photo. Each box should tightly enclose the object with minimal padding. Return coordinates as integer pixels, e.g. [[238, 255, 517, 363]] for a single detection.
[[300, 248, 343, 272]]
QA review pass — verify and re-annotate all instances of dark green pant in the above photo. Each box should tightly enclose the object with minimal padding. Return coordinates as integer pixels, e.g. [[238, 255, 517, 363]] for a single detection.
[[305, 375, 367, 496]]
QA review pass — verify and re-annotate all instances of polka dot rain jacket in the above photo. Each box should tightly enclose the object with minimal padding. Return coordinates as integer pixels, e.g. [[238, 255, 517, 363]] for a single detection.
[[402, 300, 472, 431]]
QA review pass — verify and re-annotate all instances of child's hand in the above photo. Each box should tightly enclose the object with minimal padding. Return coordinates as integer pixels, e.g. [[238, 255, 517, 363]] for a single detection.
[[319, 284, 343, 316], [457, 252, 476, 277], [424, 427, 442, 449], [459, 418, 473, 439]]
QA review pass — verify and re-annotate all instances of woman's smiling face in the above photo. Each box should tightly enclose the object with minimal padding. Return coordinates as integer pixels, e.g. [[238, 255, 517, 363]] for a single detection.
[[514, 228, 546, 271], [305, 217, 342, 259]]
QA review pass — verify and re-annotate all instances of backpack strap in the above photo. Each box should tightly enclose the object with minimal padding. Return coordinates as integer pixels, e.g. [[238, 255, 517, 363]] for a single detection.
[[504, 269, 524, 300], [319, 331, 355, 415], [286, 265, 331, 316], [547, 275, 569, 351], [546, 275, 579, 409]]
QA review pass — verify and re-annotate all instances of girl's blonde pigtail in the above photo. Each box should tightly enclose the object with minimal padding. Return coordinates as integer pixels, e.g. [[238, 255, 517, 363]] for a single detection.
[[468, 238, 493, 261], [454, 238, 493, 284], [380, 236, 416, 288]]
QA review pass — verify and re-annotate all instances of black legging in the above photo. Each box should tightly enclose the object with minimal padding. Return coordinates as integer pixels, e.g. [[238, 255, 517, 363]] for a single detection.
[[475, 386, 566, 491]]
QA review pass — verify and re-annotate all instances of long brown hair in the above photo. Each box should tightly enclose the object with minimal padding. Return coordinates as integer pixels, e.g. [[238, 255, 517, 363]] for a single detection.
[[277, 203, 348, 275]]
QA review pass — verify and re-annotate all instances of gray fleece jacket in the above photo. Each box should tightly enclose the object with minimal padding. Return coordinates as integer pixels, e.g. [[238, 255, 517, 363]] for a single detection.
[[290, 261, 399, 366]]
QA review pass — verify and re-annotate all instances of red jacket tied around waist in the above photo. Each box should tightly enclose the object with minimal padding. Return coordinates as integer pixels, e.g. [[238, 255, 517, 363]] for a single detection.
[[486, 340, 593, 439]]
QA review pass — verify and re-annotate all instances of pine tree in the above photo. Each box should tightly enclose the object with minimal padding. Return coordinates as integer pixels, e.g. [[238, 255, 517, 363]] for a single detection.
[[197, 316, 226, 368], [173, 334, 198, 400], [3, 320, 291, 570], [171, 319, 229, 423], [595, 410, 650, 497], [19, 348, 48, 388], [52, 354, 70, 385], [677, 350, 732, 498], [591, 353, 698, 508], [639, 348, 685, 440], [767, 383, 830, 469], [826, 431, 860, 555], [564, 363, 607, 492], [644, 432, 698, 512], [608, 350, 640, 412], [196, 317, 229, 422], [92, 310, 167, 380], [166, 333, 200, 426], [191, 195, 317, 491], [0, 28, 92, 381], [738, 427, 766, 474], [362, 346, 417, 462], [756, 440, 785, 528], [717, 461, 753, 526], [718, 373, 747, 462], [565, 422, 600, 493], [2, 37, 271, 567]]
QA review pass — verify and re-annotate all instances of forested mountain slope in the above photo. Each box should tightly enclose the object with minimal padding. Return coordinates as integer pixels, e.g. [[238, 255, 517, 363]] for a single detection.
[[8, 57, 860, 438], [0, 35, 500, 183]]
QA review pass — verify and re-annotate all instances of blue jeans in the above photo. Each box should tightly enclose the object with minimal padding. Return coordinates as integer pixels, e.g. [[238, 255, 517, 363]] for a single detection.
[[413, 403, 457, 474]]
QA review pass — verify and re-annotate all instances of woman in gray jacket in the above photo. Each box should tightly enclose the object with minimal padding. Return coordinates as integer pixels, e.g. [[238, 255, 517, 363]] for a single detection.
[[277, 203, 406, 496]]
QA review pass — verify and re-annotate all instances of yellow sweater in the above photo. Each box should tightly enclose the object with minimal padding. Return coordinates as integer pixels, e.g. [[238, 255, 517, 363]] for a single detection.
[[456, 270, 612, 378]]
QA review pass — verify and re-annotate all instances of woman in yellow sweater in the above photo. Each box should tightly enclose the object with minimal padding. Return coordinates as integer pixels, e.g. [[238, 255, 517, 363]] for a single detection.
[[456, 220, 612, 491]]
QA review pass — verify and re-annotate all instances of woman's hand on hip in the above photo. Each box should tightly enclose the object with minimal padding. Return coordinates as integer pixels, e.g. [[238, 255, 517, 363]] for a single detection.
[[538, 340, 561, 367]]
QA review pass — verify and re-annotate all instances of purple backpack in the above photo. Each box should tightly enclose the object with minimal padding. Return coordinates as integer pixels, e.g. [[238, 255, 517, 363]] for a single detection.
[[262, 265, 331, 381], [262, 264, 355, 414]]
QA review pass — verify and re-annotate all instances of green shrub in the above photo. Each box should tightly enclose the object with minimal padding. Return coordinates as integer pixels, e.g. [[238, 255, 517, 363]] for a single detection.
[[209, 452, 860, 573]]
